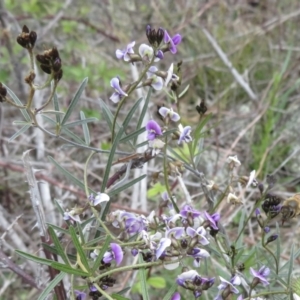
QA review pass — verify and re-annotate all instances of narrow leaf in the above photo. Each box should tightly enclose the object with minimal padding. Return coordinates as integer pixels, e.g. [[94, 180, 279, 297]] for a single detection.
[[99, 97, 120, 132], [53, 91, 61, 125], [64, 117, 97, 128], [109, 174, 147, 196], [178, 84, 190, 98], [122, 97, 143, 132], [80, 111, 90, 145], [162, 283, 178, 300], [138, 253, 150, 300], [69, 225, 90, 273], [51, 261, 89, 276], [9, 124, 31, 142], [134, 88, 151, 144], [287, 244, 294, 286], [101, 126, 124, 191], [16, 250, 52, 266], [91, 235, 111, 273], [61, 77, 88, 126], [48, 226, 70, 265], [37, 272, 65, 300], [3, 84, 30, 121], [48, 156, 96, 195], [120, 127, 145, 143]]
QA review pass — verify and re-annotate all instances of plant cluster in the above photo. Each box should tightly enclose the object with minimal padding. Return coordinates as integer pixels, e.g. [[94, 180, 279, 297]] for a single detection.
[[1, 23, 300, 300]]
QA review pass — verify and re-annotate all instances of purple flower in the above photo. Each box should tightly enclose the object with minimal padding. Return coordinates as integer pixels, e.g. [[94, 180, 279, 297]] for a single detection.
[[116, 41, 135, 61], [139, 44, 162, 61], [180, 205, 201, 219], [75, 290, 86, 300], [156, 227, 185, 259], [255, 208, 261, 216], [170, 292, 181, 300], [131, 248, 138, 256], [164, 30, 182, 54], [146, 120, 162, 140], [186, 226, 209, 246], [178, 125, 192, 144], [109, 77, 128, 103], [89, 192, 110, 206], [264, 226, 270, 233], [102, 243, 123, 266], [159, 107, 180, 122], [203, 211, 220, 230], [146, 66, 163, 90], [176, 270, 201, 287], [188, 247, 210, 267], [214, 275, 241, 300], [63, 211, 81, 223], [250, 266, 270, 287]]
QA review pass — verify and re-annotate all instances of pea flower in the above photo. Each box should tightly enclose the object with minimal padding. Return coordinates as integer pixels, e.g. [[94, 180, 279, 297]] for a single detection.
[[164, 30, 182, 54], [63, 209, 81, 223], [148, 138, 165, 156], [116, 41, 135, 61], [178, 124, 192, 144], [92, 243, 123, 266], [214, 275, 241, 300], [158, 107, 180, 122], [146, 120, 162, 140], [226, 155, 241, 168], [171, 292, 181, 300], [74, 290, 86, 300], [250, 266, 270, 287], [187, 247, 210, 267], [89, 192, 110, 206], [203, 211, 220, 230], [186, 226, 209, 246], [139, 43, 162, 62], [146, 66, 163, 90], [109, 77, 128, 103]]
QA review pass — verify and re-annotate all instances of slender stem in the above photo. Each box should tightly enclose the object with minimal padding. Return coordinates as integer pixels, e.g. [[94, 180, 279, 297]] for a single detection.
[[111, 55, 155, 142], [4, 97, 26, 109], [35, 81, 57, 113], [94, 283, 114, 300], [93, 260, 163, 281], [262, 231, 279, 274]]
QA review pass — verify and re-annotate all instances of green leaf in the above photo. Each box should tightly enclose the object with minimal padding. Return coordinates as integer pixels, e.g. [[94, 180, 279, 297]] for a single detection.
[[109, 174, 147, 196], [178, 84, 190, 98], [91, 235, 111, 273], [147, 276, 166, 289], [287, 244, 294, 286], [147, 183, 166, 199], [16, 250, 53, 266], [61, 77, 88, 126], [134, 88, 151, 145], [111, 294, 131, 300], [3, 84, 30, 122], [48, 156, 96, 194], [15, 250, 88, 276], [51, 261, 89, 276], [63, 117, 98, 128], [120, 127, 145, 143], [138, 253, 150, 300], [80, 111, 91, 145], [37, 272, 65, 300], [48, 226, 70, 265], [68, 225, 90, 273], [52, 91, 61, 125], [9, 124, 31, 142], [101, 126, 124, 192], [98, 97, 121, 133], [122, 97, 143, 132], [162, 283, 178, 300]]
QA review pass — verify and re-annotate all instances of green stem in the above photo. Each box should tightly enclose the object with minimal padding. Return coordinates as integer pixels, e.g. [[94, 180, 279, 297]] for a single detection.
[[34, 81, 57, 113], [94, 283, 114, 300], [262, 231, 279, 274], [111, 55, 156, 142], [93, 260, 163, 281]]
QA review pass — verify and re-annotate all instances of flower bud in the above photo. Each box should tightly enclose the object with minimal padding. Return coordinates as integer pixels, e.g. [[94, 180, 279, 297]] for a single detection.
[[0, 83, 7, 102]]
